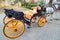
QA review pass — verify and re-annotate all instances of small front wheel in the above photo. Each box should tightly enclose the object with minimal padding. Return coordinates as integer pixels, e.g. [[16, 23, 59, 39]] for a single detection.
[[38, 16, 46, 27], [3, 19, 25, 38]]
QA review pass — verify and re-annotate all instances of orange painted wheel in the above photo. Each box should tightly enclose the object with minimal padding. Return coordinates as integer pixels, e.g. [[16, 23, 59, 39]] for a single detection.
[[38, 16, 46, 27], [3, 16, 15, 24], [3, 19, 25, 38]]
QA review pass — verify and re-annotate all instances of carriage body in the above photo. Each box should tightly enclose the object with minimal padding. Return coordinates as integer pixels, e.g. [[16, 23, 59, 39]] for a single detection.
[[3, 8, 46, 38]]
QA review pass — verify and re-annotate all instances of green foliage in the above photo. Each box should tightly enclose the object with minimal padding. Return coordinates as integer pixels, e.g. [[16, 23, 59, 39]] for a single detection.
[[15, 0, 18, 3], [15, 0, 23, 3], [15, 0, 44, 9], [22, 2, 38, 9]]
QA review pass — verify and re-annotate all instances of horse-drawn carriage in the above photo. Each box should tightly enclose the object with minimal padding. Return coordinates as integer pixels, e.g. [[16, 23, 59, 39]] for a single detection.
[[3, 6, 46, 38], [3, 4, 59, 38]]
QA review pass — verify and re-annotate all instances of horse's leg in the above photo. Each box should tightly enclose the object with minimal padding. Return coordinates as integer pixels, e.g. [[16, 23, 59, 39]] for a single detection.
[[50, 12, 53, 21]]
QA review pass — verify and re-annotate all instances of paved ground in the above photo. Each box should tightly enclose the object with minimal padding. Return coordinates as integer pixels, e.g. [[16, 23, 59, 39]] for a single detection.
[[0, 10, 60, 40]]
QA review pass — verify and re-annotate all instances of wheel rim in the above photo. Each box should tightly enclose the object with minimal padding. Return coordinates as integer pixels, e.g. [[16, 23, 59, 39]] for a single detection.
[[3, 20, 25, 38], [3, 16, 14, 24], [38, 17, 46, 27]]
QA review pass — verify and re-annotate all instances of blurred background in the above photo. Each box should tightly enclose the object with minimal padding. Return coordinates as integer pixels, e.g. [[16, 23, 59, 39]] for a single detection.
[[0, 0, 60, 9]]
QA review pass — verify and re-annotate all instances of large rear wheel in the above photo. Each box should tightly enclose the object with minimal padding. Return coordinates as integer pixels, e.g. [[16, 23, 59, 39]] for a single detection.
[[3, 19, 25, 38]]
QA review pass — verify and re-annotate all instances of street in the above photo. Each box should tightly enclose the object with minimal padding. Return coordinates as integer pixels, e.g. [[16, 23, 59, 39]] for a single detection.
[[0, 10, 60, 40]]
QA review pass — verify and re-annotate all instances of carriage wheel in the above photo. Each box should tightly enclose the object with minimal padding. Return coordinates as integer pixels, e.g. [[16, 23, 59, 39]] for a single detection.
[[3, 19, 25, 38], [3, 16, 15, 24], [38, 16, 46, 27]]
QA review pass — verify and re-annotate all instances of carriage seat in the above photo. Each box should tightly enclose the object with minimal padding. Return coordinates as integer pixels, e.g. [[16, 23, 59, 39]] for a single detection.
[[24, 10, 37, 20]]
